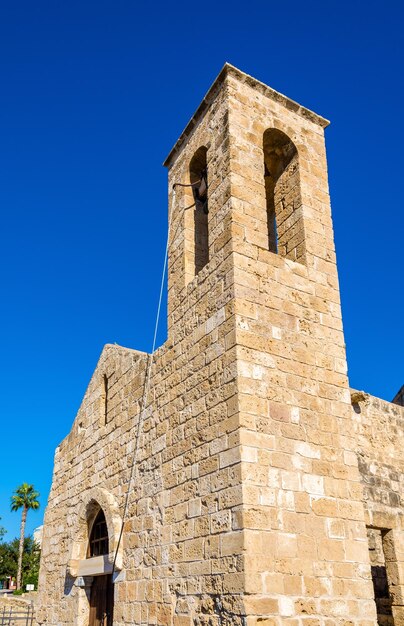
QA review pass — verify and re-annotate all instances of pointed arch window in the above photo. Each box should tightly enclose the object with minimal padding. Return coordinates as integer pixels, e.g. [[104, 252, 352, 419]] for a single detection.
[[87, 509, 109, 557]]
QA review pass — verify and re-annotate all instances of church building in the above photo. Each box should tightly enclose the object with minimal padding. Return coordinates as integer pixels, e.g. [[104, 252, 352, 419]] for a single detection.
[[37, 64, 404, 626]]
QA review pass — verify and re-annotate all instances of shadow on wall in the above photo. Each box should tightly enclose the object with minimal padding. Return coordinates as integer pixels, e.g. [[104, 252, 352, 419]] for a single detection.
[[64, 572, 75, 596]]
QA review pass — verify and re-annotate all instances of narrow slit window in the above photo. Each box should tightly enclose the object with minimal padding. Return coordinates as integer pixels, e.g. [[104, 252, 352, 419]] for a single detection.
[[367, 527, 394, 625], [103, 374, 109, 425]]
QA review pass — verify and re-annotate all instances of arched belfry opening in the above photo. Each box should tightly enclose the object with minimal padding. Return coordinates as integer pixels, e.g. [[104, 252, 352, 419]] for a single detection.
[[189, 146, 209, 275], [263, 129, 305, 263]]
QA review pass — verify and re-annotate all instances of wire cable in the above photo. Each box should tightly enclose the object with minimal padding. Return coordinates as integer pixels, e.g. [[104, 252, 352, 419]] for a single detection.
[[111, 188, 176, 579]]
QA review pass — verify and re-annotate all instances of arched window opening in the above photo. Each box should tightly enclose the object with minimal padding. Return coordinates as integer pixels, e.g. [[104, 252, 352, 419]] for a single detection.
[[87, 508, 109, 557], [189, 147, 209, 275], [263, 129, 304, 262]]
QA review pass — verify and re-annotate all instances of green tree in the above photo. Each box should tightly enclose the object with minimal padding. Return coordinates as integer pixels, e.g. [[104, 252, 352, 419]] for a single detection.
[[0, 517, 6, 541], [10, 484, 40, 590], [20, 537, 41, 588], [0, 541, 16, 586], [0, 536, 41, 590]]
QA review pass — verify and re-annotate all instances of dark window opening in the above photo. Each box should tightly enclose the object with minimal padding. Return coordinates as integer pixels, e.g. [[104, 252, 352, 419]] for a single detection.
[[88, 509, 109, 558], [263, 129, 303, 262], [190, 147, 209, 275], [264, 163, 278, 254], [367, 528, 394, 626], [103, 375, 109, 425]]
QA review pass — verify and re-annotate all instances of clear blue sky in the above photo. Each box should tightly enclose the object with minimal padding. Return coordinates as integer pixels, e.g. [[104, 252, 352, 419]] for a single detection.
[[0, 0, 403, 540]]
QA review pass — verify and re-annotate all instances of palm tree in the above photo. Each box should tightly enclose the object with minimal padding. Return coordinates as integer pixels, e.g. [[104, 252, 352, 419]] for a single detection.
[[10, 484, 40, 590]]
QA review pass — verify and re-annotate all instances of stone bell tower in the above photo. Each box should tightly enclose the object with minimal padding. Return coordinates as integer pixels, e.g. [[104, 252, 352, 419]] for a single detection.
[[37, 64, 385, 626], [163, 64, 377, 623]]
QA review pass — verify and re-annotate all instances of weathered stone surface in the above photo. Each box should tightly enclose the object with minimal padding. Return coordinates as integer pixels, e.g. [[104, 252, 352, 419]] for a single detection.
[[36, 64, 403, 626]]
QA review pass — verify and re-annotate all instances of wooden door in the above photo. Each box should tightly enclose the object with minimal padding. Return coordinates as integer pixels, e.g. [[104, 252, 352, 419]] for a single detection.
[[89, 575, 114, 626]]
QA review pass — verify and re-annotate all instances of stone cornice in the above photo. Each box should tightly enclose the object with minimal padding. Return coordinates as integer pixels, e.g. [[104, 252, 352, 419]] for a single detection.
[[163, 62, 330, 168]]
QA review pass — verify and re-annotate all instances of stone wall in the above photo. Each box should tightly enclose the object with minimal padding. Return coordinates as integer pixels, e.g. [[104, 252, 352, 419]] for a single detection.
[[218, 67, 376, 624], [38, 67, 244, 626], [353, 391, 404, 625], [353, 392, 404, 524], [37, 64, 403, 626]]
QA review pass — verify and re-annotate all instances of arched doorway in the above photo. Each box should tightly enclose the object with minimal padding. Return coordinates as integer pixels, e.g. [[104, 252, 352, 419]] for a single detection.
[[87, 509, 114, 626], [67, 488, 123, 626]]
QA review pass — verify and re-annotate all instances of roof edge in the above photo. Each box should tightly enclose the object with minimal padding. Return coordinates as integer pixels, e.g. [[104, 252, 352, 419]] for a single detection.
[[163, 62, 330, 168]]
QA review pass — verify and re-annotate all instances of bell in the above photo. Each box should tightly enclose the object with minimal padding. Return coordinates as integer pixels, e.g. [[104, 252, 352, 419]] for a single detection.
[[198, 175, 207, 199], [193, 169, 208, 214]]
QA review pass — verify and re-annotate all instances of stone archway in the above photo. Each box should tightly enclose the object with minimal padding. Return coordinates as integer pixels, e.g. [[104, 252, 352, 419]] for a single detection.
[[67, 488, 123, 626], [68, 487, 123, 575]]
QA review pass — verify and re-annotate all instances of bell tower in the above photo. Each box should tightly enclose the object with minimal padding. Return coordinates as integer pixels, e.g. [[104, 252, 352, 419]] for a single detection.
[[164, 71, 234, 341], [164, 64, 376, 623]]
